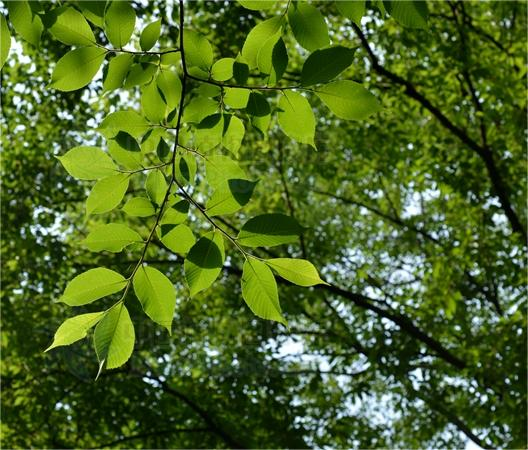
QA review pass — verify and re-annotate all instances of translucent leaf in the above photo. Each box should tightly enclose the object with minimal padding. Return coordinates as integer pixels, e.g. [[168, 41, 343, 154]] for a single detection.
[[237, 0, 276, 10], [94, 303, 135, 374], [257, 36, 288, 85], [223, 88, 250, 109], [300, 46, 355, 86], [315, 80, 382, 121], [266, 258, 327, 286], [159, 223, 195, 255], [160, 199, 189, 226], [336, 1, 365, 25], [182, 96, 219, 123], [44, 6, 95, 46], [206, 179, 258, 216], [0, 14, 10, 69], [205, 155, 246, 188], [141, 80, 167, 123], [78, 1, 105, 27], [277, 91, 316, 148], [56, 146, 117, 180], [241, 259, 286, 325], [82, 223, 142, 253], [237, 213, 303, 247], [108, 140, 142, 170], [183, 29, 213, 70], [222, 115, 245, 156], [122, 197, 156, 217], [103, 53, 133, 92], [140, 19, 161, 51], [6, 1, 43, 47], [123, 62, 157, 88], [288, 3, 329, 51], [184, 231, 225, 297], [98, 110, 150, 139], [241, 17, 282, 69], [211, 58, 235, 82], [157, 137, 171, 161], [86, 173, 130, 216], [59, 268, 127, 306], [246, 92, 270, 117], [104, 1, 136, 48], [194, 114, 224, 151], [133, 266, 175, 333], [175, 154, 197, 186], [157, 69, 182, 110], [45, 312, 105, 352], [146, 170, 167, 206], [384, 0, 428, 29], [50, 46, 106, 92]]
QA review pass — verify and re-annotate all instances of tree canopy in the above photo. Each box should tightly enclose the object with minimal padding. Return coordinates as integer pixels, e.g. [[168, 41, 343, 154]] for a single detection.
[[1, 0, 526, 448]]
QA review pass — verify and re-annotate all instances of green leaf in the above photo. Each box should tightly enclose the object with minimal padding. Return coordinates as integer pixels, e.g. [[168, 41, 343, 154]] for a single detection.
[[59, 268, 127, 306], [157, 137, 171, 161], [335, 1, 365, 25], [300, 46, 355, 86], [194, 114, 224, 151], [146, 170, 168, 206], [140, 19, 161, 51], [384, 0, 428, 29], [0, 14, 10, 69], [266, 258, 327, 286], [112, 130, 141, 153], [211, 58, 235, 82], [99, 110, 150, 139], [183, 29, 213, 70], [237, 0, 276, 10], [103, 53, 133, 92], [123, 62, 157, 88], [277, 91, 316, 148], [141, 80, 167, 124], [184, 231, 225, 297], [94, 303, 135, 374], [45, 312, 105, 352], [205, 155, 247, 188], [257, 36, 288, 85], [157, 70, 182, 110], [86, 173, 130, 216], [56, 146, 117, 180], [133, 265, 176, 333], [6, 1, 43, 47], [175, 154, 197, 186], [104, 1, 136, 48], [315, 80, 382, 121], [50, 46, 107, 92], [223, 87, 250, 109], [237, 213, 303, 247], [160, 199, 189, 225], [108, 140, 142, 170], [246, 92, 270, 117], [222, 115, 245, 156], [182, 96, 219, 123], [241, 259, 286, 325], [122, 197, 156, 217], [159, 223, 196, 255], [82, 223, 142, 253], [44, 6, 96, 46], [206, 179, 258, 216], [242, 17, 282, 69], [288, 3, 329, 51], [78, 1, 106, 28]]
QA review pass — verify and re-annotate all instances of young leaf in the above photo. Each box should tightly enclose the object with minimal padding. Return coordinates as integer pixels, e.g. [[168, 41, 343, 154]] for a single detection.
[[183, 29, 213, 70], [0, 14, 10, 69], [78, 1, 106, 27], [237, 0, 276, 10], [222, 115, 245, 156], [241, 17, 282, 69], [133, 265, 176, 333], [57, 146, 117, 180], [184, 231, 225, 297], [384, 0, 428, 29], [206, 179, 258, 217], [146, 170, 168, 206], [122, 197, 156, 217], [123, 62, 157, 88], [82, 223, 142, 253], [159, 223, 195, 255], [223, 88, 250, 109], [108, 140, 142, 170], [141, 80, 167, 124], [160, 200, 189, 226], [277, 91, 316, 148], [300, 46, 355, 86], [94, 303, 135, 373], [241, 259, 286, 325], [104, 1, 136, 48], [86, 173, 130, 216], [175, 154, 197, 186], [140, 19, 161, 51], [205, 155, 246, 188], [103, 53, 134, 92], [45, 312, 105, 352], [237, 213, 303, 247], [98, 110, 150, 139], [44, 6, 96, 46], [194, 114, 224, 151], [266, 258, 327, 286], [59, 268, 127, 306], [6, 1, 43, 47], [50, 47, 107, 92], [315, 80, 382, 121], [157, 70, 182, 110], [288, 3, 329, 51], [336, 1, 366, 25], [211, 58, 235, 82], [157, 137, 171, 161], [182, 96, 219, 123], [257, 36, 288, 85]]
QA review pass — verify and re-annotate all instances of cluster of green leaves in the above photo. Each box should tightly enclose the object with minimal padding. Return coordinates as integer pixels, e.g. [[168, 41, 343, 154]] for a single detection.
[[1, 0, 429, 375]]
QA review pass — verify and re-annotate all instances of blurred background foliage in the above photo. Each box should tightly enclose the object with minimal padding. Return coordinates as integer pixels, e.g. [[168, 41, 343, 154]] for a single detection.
[[1, 0, 526, 448]]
